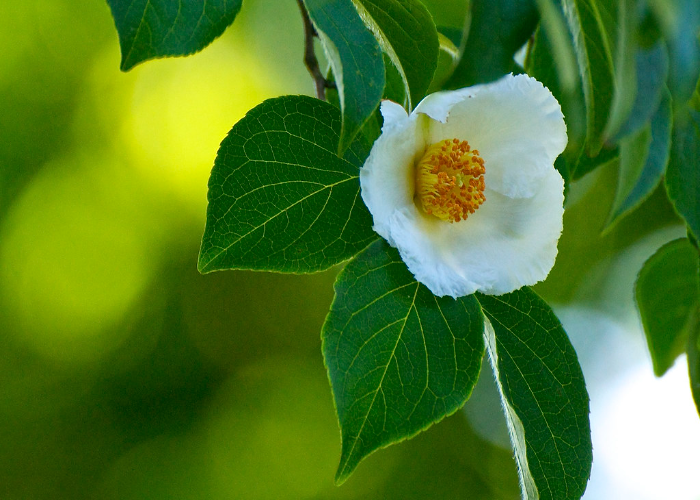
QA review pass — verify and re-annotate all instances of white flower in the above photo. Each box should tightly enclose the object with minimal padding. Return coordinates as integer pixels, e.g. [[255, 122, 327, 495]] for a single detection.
[[359, 74, 567, 298]]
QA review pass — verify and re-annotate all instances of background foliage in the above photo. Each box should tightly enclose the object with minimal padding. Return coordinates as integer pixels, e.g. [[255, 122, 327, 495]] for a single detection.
[[1, 0, 699, 499]]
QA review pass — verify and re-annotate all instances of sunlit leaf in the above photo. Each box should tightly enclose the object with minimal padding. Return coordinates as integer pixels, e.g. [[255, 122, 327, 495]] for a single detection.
[[323, 240, 485, 483], [478, 288, 592, 500], [352, 0, 439, 109], [106, 0, 243, 71], [562, 0, 616, 156], [606, 88, 671, 229], [666, 109, 700, 240], [636, 238, 700, 376], [447, 0, 539, 88], [304, 0, 384, 155], [198, 95, 376, 274]]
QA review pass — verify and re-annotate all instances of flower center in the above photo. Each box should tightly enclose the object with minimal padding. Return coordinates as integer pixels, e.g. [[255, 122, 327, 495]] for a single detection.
[[414, 138, 486, 222]]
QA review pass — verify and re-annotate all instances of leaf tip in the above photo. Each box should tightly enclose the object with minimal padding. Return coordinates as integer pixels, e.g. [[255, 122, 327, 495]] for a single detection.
[[333, 460, 354, 486]]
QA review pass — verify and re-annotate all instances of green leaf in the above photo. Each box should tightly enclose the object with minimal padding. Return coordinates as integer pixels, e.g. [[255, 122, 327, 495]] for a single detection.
[[351, 0, 439, 109], [478, 288, 592, 500], [687, 314, 700, 416], [527, 22, 586, 166], [606, 88, 672, 228], [603, 0, 639, 141], [426, 32, 460, 94], [323, 240, 485, 484], [562, 0, 616, 156], [106, 0, 243, 71], [666, 109, 700, 240], [304, 0, 384, 155], [198, 95, 377, 274], [653, 0, 700, 104], [534, 0, 580, 92], [447, 0, 539, 88], [609, 41, 669, 143], [635, 238, 700, 376]]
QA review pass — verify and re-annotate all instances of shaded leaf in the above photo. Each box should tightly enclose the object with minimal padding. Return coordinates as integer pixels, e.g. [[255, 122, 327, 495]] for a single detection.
[[636, 238, 700, 376], [609, 41, 669, 143], [106, 0, 243, 71], [604, 0, 639, 141], [527, 21, 586, 167], [650, 0, 700, 104], [534, 0, 580, 92], [352, 0, 439, 109], [687, 313, 700, 416], [323, 240, 485, 483], [447, 0, 539, 88], [426, 32, 460, 94], [562, 0, 616, 156], [478, 288, 592, 500], [606, 88, 671, 228], [304, 0, 384, 154], [666, 109, 700, 240], [198, 95, 376, 274]]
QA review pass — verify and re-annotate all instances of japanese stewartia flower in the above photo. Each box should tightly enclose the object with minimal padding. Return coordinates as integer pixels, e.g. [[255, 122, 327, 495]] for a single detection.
[[360, 74, 567, 298]]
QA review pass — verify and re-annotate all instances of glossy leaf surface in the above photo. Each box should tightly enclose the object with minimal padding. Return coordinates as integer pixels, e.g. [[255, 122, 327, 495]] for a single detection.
[[304, 0, 384, 154], [323, 240, 485, 483], [352, 0, 439, 109], [562, 0, 616, 156], [447, 0, 539, 88], [478, 288, 592, 500], [199, 96, 376, 274], [106, 0, 243, 70]]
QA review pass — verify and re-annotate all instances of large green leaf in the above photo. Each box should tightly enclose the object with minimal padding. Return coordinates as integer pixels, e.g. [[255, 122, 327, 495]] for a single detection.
[[606, 88, 672, 228], [447, 0, 539, 88], [352, 0, 439, 109], [478, 288, 592, 500], [198, 95, 376, 274], [323, 240, 485, 483], [562, 0, 616, 156], [635, 238, 700, 376], [666, 109, 700, 240], [106, 0, 243, 71], [304, 0, 384, 155]]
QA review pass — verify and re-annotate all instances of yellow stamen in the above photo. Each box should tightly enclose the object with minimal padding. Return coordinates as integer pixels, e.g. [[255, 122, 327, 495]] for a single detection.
[[415, 138, 486, 222]]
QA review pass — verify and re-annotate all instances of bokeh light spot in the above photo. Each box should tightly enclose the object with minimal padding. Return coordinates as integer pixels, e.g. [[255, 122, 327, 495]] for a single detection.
[[0, 157, 155, 364]]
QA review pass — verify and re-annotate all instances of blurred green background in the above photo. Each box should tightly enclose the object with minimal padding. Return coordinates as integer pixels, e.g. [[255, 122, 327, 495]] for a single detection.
[[1, 1, 698, 499]]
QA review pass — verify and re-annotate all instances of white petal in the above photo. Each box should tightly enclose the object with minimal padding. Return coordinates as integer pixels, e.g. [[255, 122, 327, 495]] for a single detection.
[[413, 86, 477, 123], [360, 105, 424, 244], [379, 100, 409, 132], [387, 167, 565, 297], [423, 74, 567, 198]]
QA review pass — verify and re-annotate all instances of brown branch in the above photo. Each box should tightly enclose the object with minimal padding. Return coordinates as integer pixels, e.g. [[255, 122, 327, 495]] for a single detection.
[[297, 0, 334, 100]]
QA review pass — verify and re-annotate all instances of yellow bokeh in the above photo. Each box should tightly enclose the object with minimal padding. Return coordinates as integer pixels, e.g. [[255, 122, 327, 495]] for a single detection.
[[121, 38, 285, 216], [0, 155, 156, 365]]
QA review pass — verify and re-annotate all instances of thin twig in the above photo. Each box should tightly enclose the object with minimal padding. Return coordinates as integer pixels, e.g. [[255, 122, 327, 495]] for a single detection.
[[297, 0, 333, 100]]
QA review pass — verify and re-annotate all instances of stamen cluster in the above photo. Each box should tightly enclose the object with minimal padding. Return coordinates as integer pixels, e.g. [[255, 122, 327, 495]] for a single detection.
[[415, 138, 486, 222]]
